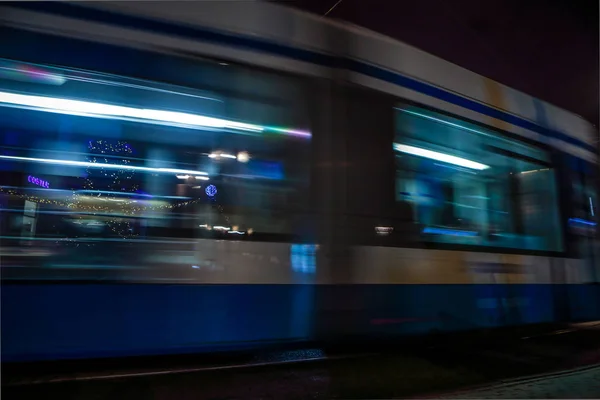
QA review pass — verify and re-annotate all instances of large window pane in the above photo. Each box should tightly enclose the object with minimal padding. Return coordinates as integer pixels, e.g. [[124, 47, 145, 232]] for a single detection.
[[394, 106, 562, 252], [0, 58, 312, 262]]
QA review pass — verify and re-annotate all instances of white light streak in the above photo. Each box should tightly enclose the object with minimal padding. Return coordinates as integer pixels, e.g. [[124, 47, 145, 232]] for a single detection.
[[0, 91, 263, 133], [393, 143, 489, 170], [208, 152, 237, 159], [0, 154, 209, 177]]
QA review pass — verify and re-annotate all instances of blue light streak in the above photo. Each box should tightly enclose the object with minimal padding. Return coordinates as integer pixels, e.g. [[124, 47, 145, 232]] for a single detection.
[[568, 218, 597, 227], [423, 227, 479, 237]]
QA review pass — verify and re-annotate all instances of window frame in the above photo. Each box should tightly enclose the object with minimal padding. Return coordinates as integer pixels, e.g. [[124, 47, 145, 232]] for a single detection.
[[393, 100, 565, 254]]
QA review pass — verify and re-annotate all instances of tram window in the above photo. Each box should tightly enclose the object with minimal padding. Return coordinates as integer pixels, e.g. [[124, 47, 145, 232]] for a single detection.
[[568, 161, 597, 241], [393, 106, 563, 252], [0, 58, 311, 246], [570, 162, 597, 222]]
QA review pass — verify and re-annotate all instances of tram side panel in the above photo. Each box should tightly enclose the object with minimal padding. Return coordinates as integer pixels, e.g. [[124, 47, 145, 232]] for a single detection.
[[0, 22, 328, 361], [317, 83, 599, 340]]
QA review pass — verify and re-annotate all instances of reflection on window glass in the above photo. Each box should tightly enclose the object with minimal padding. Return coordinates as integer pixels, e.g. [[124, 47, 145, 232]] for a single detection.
[[569, 164, 597, 238], [0, 58, 311, 249], [394, 106, 562, 251]]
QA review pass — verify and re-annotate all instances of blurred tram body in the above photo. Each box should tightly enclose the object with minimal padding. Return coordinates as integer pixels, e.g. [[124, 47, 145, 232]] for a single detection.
[[0, 2, 598, 362]]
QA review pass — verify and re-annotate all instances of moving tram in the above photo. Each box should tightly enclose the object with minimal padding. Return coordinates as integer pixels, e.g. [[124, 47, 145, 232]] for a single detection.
[[0, 2, 597, 361]]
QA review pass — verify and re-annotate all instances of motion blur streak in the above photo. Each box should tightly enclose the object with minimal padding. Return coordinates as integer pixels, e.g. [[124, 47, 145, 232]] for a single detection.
[[0, 155, 209, 177], [393, 143, 490, 170], [0, 91, 264, 132]]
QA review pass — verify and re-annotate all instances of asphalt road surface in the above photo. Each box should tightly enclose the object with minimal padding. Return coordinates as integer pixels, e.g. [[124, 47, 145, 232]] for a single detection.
[[435, 365, 600, 399], [3, 323, 600, 399]]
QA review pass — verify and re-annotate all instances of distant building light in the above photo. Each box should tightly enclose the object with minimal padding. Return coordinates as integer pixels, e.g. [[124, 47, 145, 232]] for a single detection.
[[375, 226, 393, 236]]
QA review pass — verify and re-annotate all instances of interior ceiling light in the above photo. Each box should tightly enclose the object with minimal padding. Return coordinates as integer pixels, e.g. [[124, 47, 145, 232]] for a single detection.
[[0, 91, 313, 139], [393, 143, 489, 170], [0, 91, 261, 132], [236, 151, 250, 163], [209, 152, 237, 159]]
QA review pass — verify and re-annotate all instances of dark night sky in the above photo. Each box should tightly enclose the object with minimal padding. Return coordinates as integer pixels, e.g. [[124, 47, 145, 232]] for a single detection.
[[284, 0, 599, 127]]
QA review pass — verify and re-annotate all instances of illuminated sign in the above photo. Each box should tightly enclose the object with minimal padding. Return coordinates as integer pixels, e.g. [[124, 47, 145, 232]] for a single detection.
[[28, 175, 50, 188], [205, 184, 217, 197]]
